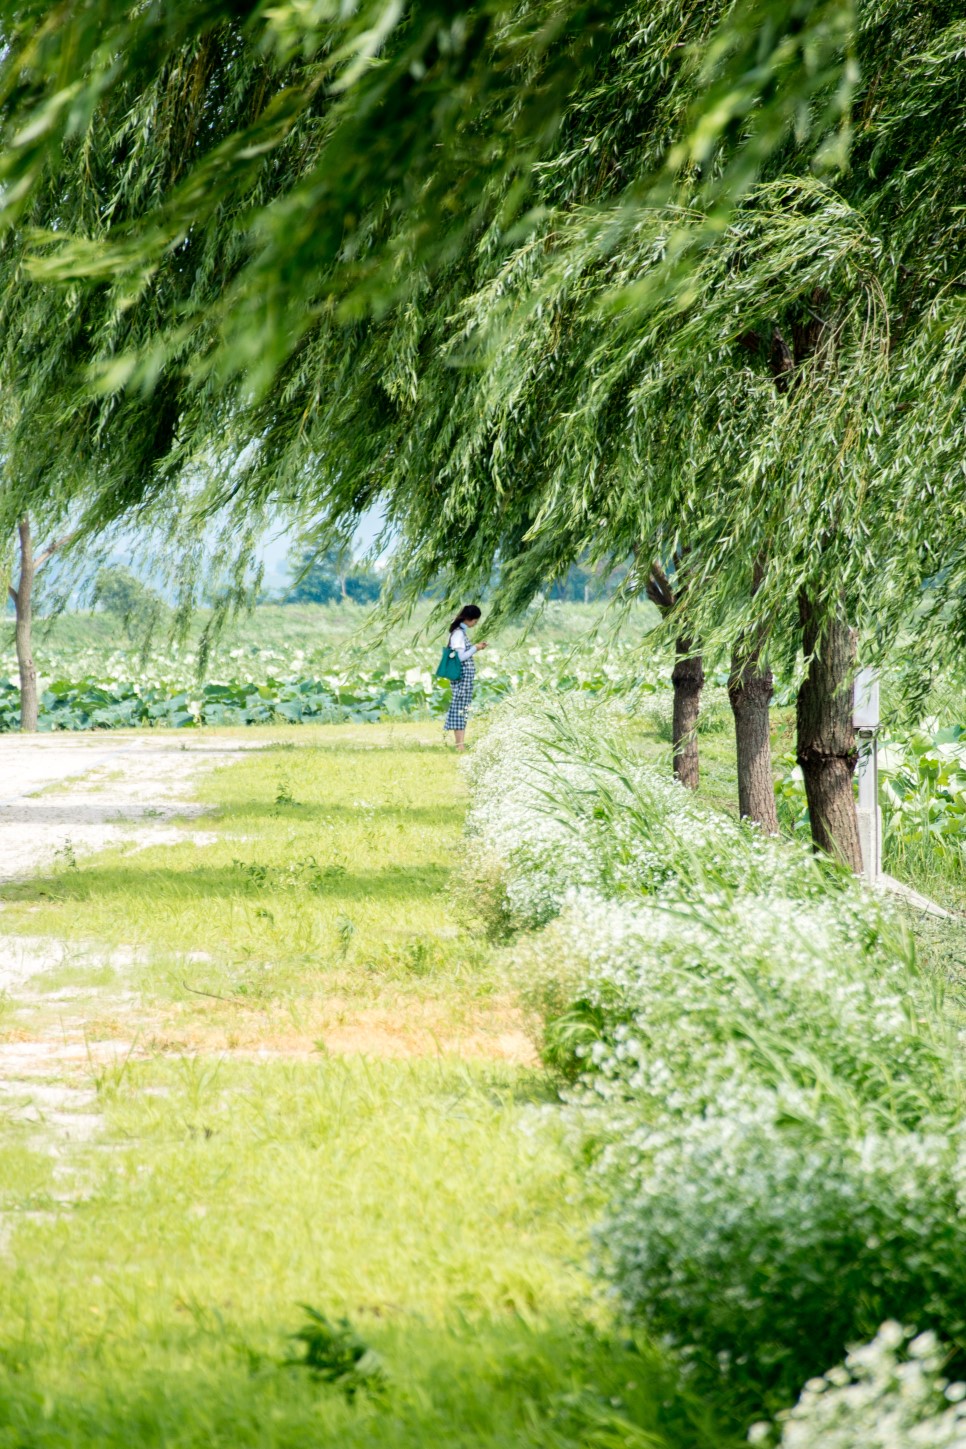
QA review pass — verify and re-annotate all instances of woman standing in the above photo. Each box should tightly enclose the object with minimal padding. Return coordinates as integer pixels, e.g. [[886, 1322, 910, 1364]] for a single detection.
[[443, 605, 487, 751]]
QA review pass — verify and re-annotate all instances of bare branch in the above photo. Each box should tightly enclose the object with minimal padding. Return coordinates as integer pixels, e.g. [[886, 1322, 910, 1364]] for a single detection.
[[646, 559, 675, 613], [35, 530, 79, 572]]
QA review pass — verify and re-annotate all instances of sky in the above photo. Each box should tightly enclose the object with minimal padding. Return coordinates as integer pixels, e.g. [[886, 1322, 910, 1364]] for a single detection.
[[258, 507, 386, 589]]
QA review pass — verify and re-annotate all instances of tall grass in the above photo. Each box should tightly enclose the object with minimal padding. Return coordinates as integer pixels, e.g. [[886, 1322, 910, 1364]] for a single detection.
[[0, 1056, 711, 1449], [466, 694, 966, 1437]]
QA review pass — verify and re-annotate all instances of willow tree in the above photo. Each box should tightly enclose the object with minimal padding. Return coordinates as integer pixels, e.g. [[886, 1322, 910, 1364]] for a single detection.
[[0, 0, 796, 802], [5, 519, 79, 731], [2, 0, 966, 866], [308, 0, 966, 865], [0, 0, 856, 345]]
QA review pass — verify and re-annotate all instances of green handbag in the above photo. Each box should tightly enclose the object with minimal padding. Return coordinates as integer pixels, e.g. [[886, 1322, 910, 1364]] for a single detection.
[[435, 646, 463, 683]]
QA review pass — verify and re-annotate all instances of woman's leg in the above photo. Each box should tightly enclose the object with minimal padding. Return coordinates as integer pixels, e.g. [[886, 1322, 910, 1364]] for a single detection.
[[454, 728, 466, 751]]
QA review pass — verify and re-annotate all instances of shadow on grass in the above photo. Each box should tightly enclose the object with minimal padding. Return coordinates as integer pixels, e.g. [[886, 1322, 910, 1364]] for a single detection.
[[0, 1315, 738, 1449], [2, 862, 450, 907], [249, 736, 449, 754], [209, 800, 466, 828]]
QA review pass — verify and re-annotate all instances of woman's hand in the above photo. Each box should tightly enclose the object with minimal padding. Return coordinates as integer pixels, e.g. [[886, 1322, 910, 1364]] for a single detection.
[[476, 641, 488, 650]]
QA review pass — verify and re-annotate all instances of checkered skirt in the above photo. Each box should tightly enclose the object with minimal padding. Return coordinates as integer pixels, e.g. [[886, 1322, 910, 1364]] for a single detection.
[[444, 656, 475, 730]]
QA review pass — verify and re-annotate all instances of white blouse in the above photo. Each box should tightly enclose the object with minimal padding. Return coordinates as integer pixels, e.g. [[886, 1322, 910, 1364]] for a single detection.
[[449, 625, 478, 663]]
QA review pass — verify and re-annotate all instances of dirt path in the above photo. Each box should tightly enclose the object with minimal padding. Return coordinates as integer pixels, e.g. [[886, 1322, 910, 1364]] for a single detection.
[[0, 733, 257, 883], [0, 727, 534, 1159], [0, 732, 260, 1172], [0, 732, 257, 1008]]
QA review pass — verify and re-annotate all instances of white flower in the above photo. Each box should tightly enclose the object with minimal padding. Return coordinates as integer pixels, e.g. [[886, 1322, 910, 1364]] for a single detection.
[[467, 693, 966, 1402]]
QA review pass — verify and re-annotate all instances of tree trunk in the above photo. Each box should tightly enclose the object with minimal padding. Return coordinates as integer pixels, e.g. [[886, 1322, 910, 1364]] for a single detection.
[[796, 593, 861, 870], [672, 637, 703, 790], [10, 518, 38, 733], [729, 641, 778, 832], [728, 558, 777, 832]]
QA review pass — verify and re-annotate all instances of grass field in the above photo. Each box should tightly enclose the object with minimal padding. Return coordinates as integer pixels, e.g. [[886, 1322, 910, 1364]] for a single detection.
[[1, 723, 515, 1057], [5, 599, 662, 679], [0, 721, 732, 1449], [10, 597, 966, 919]]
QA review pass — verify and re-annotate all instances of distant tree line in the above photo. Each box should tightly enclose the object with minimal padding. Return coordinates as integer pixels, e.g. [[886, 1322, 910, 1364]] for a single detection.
[[281, 547, 630, 607], [283, 547, 381, 606]]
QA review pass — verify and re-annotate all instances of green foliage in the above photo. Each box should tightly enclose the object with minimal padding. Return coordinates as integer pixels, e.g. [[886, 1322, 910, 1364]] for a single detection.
[[0, 0, 880, 665], [0, 672, 437, 731], [0, 600, 661, 732], [92, 564, 166, 644], [0, 0, 964, 730], [0, 0, 852, 348], [468, 696, 966, 1413], [285, 548, 381, 606], [879, 726, 966, 859], [286, 1309, 385, 1399]]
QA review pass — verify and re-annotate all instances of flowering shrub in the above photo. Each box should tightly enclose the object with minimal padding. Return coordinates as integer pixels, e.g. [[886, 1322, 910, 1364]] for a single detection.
[[753, 1322, 966, 1449], [464, 696, 839, 929], [467, 696, 966, 1405]]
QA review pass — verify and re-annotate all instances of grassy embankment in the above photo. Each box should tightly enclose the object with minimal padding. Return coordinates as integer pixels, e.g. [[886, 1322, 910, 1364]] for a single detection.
[[0, 721, 725, 1449]]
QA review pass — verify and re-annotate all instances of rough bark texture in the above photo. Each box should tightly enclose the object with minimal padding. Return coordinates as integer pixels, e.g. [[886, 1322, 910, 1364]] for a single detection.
[[10, 518, 38, 733], [728, 557, 777, 831], [672, 638, 703, 791], [645, 561, 704, 791], [729, 642, 778, 831], [796, 593, 862, 871]]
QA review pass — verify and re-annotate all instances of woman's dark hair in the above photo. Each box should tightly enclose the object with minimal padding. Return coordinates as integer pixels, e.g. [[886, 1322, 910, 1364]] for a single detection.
[[448, 604, 482, 633]]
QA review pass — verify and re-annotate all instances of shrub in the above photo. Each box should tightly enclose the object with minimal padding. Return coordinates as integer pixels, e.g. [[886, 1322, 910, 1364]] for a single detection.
[[754, 1322, 966, 1449], [468, 696, 966, 1408]]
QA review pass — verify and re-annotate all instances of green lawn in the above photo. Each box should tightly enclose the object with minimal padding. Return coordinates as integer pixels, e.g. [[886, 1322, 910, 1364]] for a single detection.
[[0, 722, 728, 1449], [0, 1055, 659, 1448], [1, 723, 506, 1054]]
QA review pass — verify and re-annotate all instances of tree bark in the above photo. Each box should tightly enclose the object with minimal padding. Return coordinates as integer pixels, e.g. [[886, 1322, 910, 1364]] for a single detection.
[[796, 593, 862, 870], [645, 561, 704, 791], [672, 637, 703, 791], [728, 558, 777, 832], [729, 641, 778, 831], [10, 517, 38, 733]]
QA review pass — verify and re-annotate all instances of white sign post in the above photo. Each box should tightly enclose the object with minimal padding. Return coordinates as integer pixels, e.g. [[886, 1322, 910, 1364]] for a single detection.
[[853, 668, 881, 883]]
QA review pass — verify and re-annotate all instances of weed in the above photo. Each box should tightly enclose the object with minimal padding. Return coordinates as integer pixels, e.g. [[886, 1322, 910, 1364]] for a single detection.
[[336, 914, 356, 960], [275, 778, 297, 808], [233, 857, 270, 888], [86, 1034, 140, 1100], [285, 1308, 385, 1399]]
